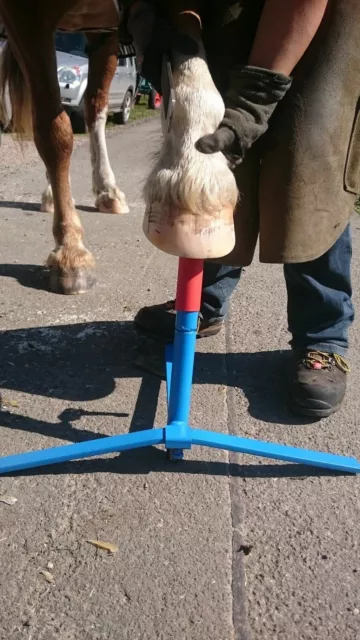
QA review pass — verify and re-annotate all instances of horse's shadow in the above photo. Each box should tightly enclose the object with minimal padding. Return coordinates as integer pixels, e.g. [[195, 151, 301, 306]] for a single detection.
[[0, 320, 337, 478], [0, 263, 49, 291], [0, 200, 97, 214], [0, 200, 40, 212]]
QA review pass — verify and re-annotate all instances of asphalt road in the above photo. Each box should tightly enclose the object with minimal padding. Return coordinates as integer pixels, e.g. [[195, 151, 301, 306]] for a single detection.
[[0, 120, 359, 640]]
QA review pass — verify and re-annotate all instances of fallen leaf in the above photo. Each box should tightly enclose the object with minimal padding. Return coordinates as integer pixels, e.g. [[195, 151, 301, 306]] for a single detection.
[[86, 539, 118, 554], [0, 495, 17, 506], [2, 398, 19, 408], [39, 569, 54, 584]]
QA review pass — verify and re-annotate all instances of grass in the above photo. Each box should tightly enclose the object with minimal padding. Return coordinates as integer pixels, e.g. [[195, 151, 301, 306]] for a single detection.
[[130, 98, 160, 122], [106, 95, 160, 128]]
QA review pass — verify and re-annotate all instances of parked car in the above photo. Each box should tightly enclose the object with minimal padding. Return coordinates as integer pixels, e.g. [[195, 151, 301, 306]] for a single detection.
[[55, 31, 137, 132], [0, 31, 137, 134]]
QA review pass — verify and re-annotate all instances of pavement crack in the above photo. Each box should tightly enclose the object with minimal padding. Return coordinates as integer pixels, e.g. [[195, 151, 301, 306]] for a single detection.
[[225, 310, 252, 640]]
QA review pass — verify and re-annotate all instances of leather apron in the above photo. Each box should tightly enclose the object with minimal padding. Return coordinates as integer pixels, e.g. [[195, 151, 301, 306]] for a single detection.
[[202, 0, 360, 265]]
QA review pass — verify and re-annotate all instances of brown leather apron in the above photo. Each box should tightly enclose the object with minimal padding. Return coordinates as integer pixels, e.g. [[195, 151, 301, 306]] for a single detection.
[[203, 0, 360, 265]]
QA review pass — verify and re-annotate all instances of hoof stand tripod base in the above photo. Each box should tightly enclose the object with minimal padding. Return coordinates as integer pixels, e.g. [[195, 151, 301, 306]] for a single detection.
[[0, 257, 359, 476]]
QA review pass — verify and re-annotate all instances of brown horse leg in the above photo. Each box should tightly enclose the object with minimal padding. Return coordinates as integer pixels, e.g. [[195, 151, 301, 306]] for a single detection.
[[0, 11, 95, 294], [85, 31, 129, 214], [34, 59, 95, 293]]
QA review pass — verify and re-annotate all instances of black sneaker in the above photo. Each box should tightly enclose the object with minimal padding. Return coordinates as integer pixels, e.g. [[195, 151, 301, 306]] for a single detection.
[[133, 300, 224, 341], [289, 350, 350, 418]]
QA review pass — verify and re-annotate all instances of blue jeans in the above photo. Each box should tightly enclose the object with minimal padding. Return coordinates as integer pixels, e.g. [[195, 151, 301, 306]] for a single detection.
[[201, 225, 354, 356]]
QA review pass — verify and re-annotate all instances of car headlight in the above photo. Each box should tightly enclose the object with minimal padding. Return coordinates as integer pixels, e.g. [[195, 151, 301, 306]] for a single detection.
[[58, 65, 82, 87]]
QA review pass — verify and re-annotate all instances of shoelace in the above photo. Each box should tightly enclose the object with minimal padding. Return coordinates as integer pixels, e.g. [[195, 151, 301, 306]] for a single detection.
[[304, 350, 350, 374]]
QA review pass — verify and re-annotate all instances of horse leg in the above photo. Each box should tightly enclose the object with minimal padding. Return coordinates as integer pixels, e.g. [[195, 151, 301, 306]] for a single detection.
[[85, 32, 129, 214], [142, 6, 238, 259], [1, 22, 96, 294]]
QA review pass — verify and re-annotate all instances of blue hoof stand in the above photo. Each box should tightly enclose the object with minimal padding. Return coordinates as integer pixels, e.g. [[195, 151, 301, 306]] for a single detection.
[[0, 258, 359, 476], [167, 449, 184, 462]]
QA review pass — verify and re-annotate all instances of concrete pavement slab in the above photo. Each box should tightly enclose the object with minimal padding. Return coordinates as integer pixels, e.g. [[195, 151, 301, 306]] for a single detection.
[[0, 122, 237, 640], [0, 119, 359, 640]]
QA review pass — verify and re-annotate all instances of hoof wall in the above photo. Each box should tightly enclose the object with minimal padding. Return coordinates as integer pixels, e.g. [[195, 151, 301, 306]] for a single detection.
[[96, 196, 129, 215], [49, 267, 97, 295]]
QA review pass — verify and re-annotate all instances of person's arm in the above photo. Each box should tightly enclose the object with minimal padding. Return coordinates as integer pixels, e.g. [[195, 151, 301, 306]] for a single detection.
[[197, 0, 329, 158], [249, 0, 328, 75]]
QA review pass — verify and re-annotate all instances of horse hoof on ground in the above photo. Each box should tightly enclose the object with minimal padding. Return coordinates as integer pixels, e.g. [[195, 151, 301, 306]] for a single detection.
[[95, 190, 129, 214], [48, 268, 97, 294], [40, 196, 75, 214], [46, 248, 96, 294], [40, 199, 54, 213]]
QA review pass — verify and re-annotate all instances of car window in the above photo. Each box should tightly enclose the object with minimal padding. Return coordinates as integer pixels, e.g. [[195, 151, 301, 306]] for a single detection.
[[55, 32, 87, 58]]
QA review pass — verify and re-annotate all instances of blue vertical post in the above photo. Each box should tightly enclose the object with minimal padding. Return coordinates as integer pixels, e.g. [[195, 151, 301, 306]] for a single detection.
[[167, 310, 199, 425], [165, 259, 204, 458]]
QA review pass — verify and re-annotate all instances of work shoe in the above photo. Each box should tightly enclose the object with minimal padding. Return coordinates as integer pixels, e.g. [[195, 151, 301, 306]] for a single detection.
[[133, 300, 224, 341], [289, 350, 350, 418]]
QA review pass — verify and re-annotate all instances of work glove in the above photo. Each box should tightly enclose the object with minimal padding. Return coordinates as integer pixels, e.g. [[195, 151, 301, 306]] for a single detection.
[[127, 1, 200, 93], [196, 65, 292, 164]]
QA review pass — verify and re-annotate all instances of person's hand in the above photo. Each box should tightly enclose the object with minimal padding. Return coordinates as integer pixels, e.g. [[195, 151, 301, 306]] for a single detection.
[[195, 127, 236, 155], [196, 65, 292, 162], [127, 1, 199, 93]]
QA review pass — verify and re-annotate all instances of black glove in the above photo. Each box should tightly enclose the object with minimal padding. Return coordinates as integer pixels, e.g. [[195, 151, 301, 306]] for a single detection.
[[127, 1, 200, 93], [196, 65, 292, 163]]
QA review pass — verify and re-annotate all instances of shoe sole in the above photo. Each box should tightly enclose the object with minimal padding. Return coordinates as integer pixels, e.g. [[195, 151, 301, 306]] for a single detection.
[[288, 397, 342, 418], [133, 321, 223, 341]]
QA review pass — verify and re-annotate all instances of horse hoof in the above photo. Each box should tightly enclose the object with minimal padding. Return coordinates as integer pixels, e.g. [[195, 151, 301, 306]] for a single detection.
[[143, 203, 236, 259], [40, 197, 75, 214], [96, 195, 129, 215], [46, 247, 96, 294], [48, 267, 97, 295], [40, 200, 54, 213]]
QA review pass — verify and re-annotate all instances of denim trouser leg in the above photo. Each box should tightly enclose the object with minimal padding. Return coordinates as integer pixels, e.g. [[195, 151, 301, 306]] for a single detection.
[[284, 225, 354, 356], [200, 226, 354, 352], [201, 262, 242, 322]]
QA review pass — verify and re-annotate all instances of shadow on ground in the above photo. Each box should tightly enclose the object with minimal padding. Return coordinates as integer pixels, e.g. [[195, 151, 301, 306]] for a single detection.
[[0, 320, 315, 425], [0, 200, 97, 215], [0, 319, 344, 478], [0, 263, 50, 291]]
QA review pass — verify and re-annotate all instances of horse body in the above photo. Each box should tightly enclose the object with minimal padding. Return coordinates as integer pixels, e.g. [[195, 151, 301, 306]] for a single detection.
[[0, 0, 237, 293]]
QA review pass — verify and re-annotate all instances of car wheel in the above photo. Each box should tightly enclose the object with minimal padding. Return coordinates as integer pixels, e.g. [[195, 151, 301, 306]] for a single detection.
[[148, 88, 162, 110], [70, 101, 87, 134], [114, 90, 132, 125]]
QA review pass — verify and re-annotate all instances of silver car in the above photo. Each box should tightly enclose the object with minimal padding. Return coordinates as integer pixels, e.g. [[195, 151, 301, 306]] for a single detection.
[[55, 32, 137, 132]]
